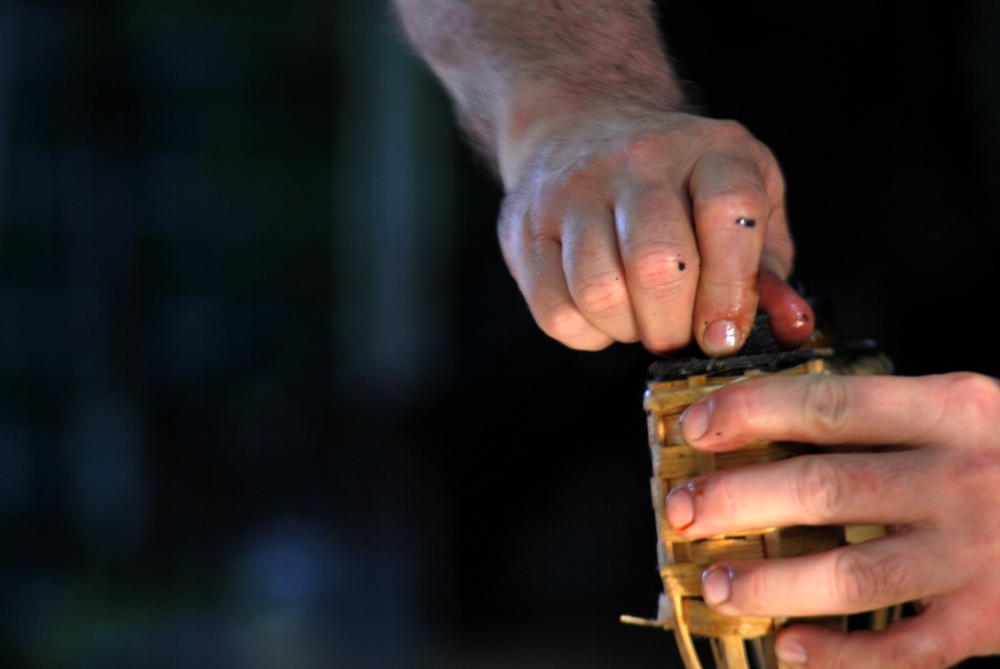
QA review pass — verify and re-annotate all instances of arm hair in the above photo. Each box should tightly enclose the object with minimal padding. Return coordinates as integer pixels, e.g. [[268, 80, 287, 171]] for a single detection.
[[393, 0, 685, 162]]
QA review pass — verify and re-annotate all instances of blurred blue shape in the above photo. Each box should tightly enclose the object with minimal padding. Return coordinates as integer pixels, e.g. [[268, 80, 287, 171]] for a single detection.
[[0, 3, 22, 226], [8, 145, 59, 228], [150, 296, 289, 384], [0, 286, 111, 378], [233, 519, 344, 614], [332, 0, 455, 397], [231, 519, 416, 668], [0, 425, 32, 512], [150, 295, 229, 383], [127, 615, 238, 669], [65, 393, 145, 528], [142, 152, 292, 240]]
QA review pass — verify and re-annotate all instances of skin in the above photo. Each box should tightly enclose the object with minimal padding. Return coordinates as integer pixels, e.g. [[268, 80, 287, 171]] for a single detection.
[[666, 373, 1000, 668], [395, 1, 1000, 665], [393, 0, 814, 355]]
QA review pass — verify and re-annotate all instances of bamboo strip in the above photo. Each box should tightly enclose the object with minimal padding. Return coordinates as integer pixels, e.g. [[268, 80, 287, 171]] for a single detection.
[[720, 637, 750, 669], [845, 524, 887, 544], [674, 592, 702, 669], [675, 538, 766, 564], [661, 563, 706, 597], [654, 446, 714, 479], [750, 636, 778, 669], [684, 599, 774, 638], [778, 526, 842, 558], [633, 349, 900, 669], [710, 636, 751, 669]]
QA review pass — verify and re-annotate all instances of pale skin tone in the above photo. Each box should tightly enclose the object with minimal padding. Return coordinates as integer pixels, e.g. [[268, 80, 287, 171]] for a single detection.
[[667, 373, 1000, 667], [393, 0, 814, 355], [394, 1, 1000, 666]]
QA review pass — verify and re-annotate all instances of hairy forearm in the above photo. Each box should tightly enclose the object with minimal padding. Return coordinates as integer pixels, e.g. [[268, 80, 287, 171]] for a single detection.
[[394, 0, 684, 174]]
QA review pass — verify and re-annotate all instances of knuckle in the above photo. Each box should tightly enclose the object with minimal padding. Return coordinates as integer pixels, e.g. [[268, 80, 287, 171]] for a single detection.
[[552, 168, 605, 204], [705, 119, 752, 146], [630, 246, 696, 295], [497, 194, 526, 246], [801, 376, 851, 435], [623, 134, 670, 168], [832, 551, 915, 610], [946, 372, 1000, 421], [696, 186, 769, 220], [795, 457, 846, 521], [833, 551, 880, 608], [576, 274, 631, 317], [538, 302, 593, 344]]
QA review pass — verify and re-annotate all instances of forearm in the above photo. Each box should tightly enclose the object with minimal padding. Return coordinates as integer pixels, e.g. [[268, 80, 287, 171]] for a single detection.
[[393, 0, 685, 181]]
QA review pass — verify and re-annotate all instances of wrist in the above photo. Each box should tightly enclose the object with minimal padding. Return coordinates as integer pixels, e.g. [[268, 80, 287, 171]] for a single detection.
[[495, 77, 685, 189]]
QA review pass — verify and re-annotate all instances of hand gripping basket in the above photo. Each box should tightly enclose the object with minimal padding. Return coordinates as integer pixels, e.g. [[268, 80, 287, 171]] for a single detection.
[[622, 320, 902, 669]]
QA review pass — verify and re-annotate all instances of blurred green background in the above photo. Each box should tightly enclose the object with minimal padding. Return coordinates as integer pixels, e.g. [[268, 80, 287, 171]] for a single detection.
[[2, 1, 1000, 667]]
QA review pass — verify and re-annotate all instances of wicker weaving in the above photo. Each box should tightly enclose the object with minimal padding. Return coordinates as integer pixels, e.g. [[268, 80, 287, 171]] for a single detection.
[[623, 315, 902, 669]]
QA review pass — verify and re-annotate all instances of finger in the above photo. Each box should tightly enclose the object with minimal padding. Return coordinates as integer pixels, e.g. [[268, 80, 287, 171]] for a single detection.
[[499, 221, 614, 351], [678, 374, 985, 451], [666, 451, 936, 538], [616, 183, 699, 353], [756, 149, 796, 284], [757, 269, 814, 348], [688, 152, 770, 357], [752, 153, 814, 347], [775, 597, 979, 669], [701, 530, 958, 619], [561, 207, 640, 343]]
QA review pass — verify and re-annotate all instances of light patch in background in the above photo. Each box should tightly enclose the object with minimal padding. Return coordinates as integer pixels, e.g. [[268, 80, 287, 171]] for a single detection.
[[0, 287, 111, 379], [333, 0, 454, 398], [65, 391, 147, 555], [0, 425, 33, 512], [231, 519, 415, 669], [0, 5, 21, 227]]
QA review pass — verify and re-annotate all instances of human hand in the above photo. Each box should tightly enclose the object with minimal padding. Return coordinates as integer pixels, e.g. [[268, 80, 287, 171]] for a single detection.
[[497, 110, 814, 355], [664, 372, 1000, 668]]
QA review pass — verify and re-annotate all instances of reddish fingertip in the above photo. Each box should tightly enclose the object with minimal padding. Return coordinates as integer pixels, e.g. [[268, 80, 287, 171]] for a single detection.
[[757, 271, 815, 348]]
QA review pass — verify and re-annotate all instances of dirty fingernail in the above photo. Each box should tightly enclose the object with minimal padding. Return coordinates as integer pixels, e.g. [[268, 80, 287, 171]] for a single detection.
[[680, 401, 711, 442], [704, 320, 740, 356], [702, 566, 732, 606], [666, 486, 694, 529], [776, 640, 807, 665]]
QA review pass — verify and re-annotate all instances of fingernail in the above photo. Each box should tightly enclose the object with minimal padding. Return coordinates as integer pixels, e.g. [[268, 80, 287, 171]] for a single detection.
[[701, 566, 731, 606], [680, 401, 711, 442], [666, 486, 694, 529], [776, 640, 808, 665], [704, 320, 740, 355]]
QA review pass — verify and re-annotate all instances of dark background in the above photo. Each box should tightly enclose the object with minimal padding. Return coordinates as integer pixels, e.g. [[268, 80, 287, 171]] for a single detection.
[[0, 1, 997, 667]]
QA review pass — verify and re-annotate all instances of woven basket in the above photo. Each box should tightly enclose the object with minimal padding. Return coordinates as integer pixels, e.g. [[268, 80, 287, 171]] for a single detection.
[[623, 346, 901, 669]]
